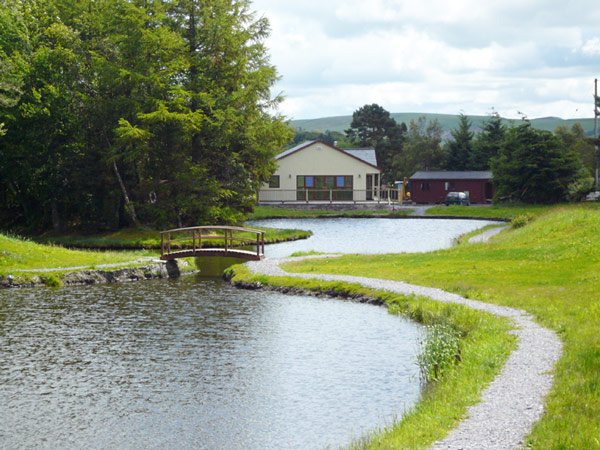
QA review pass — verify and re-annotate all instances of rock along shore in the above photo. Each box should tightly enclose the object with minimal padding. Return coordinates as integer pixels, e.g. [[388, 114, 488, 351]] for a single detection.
[[0, 259, 192, 289]]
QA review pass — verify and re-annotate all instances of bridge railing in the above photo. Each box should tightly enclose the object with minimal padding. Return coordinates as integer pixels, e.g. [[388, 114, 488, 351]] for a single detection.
[[160, 226, 265, 259]]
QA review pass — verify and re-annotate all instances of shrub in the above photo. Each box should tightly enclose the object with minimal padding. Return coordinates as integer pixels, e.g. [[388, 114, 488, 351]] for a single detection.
[[511, 213, 535, 229]]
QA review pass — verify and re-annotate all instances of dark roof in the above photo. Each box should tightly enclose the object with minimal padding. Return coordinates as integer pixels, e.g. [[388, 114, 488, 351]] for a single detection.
[[410, 171, 493, 180], [341, 148, 378, 166], [275, 140, 380, 171]]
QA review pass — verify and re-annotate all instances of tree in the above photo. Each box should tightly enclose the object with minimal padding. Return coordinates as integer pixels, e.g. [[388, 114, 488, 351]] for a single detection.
[[491, 123, 581, 203], [391, 117, 446, 179], [445, 114, 474, 170], [0, 0, 292, 231], [555, 123, 595, 176], [345, 103, 406, 183], [0, 0, 85, 230], [470, 113, 506, 170]]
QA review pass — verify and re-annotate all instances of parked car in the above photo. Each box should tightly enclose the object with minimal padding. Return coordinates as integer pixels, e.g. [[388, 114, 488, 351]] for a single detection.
[[445, 191, 470, 206]]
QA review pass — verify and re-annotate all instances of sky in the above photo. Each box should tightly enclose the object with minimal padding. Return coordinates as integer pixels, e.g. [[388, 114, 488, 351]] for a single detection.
[[250, 0, 600, 121]]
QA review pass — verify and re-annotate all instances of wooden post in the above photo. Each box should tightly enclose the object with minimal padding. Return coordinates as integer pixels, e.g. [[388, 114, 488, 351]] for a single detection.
[[167, 231, 171, 255], [225, 229, 228, 253], [595, 78, 598, 191], [161, 232, 164, 258], [261, 231, 265, 256], [192, 229, 196, 253]]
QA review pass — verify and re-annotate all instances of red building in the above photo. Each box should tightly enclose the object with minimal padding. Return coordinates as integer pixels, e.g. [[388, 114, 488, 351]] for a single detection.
[[409, 171, 494, 204]]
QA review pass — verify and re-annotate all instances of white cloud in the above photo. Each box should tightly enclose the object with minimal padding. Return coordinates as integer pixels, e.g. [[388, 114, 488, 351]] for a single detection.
[[581, 38, 600, 56], [252, 0, 600, 120]]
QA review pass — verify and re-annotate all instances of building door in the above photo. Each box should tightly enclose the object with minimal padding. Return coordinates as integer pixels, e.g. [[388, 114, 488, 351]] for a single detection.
[[485, 182, 493, 201], [366, 174, 373, 200]]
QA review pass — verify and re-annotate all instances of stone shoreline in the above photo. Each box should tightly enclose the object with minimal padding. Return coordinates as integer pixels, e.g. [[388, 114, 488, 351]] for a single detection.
[[0, 259, 192, 289]]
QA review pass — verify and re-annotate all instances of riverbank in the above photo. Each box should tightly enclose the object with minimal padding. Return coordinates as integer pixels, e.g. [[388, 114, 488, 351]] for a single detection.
[[272, 205, 600, 448], [226, 260, 519, 449], [33, 224, 311, 249], [231, 257, 560, 449], [0, 232, 198, 288], [1, 259, 194, 289]]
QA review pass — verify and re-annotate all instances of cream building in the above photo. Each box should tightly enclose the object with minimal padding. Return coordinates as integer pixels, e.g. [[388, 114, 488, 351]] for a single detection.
[[258, 140, 382, 203]]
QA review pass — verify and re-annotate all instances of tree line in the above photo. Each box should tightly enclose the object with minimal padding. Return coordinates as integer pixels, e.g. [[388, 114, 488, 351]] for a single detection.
[[344, 104, 596, 203], [0, 0, 291, 232]]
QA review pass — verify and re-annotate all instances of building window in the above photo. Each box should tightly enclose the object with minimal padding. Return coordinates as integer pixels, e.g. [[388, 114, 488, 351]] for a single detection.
[[268, 175, 280, 188], [444, 181, 455, 191], [296, 175, 353, 200], [420, 182, 430, 192]]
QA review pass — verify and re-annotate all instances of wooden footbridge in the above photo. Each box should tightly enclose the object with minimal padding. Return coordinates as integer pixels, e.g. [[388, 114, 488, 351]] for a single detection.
[[160, 226, 265, 261]]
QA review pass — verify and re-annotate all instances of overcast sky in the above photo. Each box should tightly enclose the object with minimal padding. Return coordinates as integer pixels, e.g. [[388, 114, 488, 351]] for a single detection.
[[250, 0, 600, 121]]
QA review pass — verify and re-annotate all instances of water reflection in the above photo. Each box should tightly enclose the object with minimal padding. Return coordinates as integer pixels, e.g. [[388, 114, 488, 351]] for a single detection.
[[1, 276, 422, 449]]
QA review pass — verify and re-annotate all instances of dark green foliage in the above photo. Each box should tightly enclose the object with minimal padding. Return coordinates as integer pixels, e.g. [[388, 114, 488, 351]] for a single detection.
[[288, 129, 348, 148], [469, 113, 506, 170], [446, 114, 474, 171], [491, 123, 581, 204], [391, 117, 446, 179], [0, 0, 290, 232], [345, 103, 407, 183]]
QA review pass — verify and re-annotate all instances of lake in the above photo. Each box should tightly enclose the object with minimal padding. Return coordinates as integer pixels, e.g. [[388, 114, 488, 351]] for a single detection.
[[1, 218, 496, 448]]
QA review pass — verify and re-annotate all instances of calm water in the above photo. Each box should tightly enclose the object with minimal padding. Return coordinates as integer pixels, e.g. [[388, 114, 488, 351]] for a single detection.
[[1, 218, 495, 448], [1, 276, 422, 449], [247, 217, 499, 257]]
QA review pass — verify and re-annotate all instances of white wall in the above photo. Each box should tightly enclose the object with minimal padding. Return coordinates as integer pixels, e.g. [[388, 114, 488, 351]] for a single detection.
[[261, 142, 380, 194]]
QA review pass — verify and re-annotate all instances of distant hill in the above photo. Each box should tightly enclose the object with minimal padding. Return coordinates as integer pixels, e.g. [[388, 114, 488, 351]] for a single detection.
[[291, 113, 596, 138]]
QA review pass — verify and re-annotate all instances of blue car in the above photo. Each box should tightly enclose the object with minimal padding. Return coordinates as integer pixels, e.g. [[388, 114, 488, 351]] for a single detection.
[[445, 191, 470, 206]]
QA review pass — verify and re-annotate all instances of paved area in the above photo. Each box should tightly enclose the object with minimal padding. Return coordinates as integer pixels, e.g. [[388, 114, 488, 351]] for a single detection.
[[246, 256, 562, 450]]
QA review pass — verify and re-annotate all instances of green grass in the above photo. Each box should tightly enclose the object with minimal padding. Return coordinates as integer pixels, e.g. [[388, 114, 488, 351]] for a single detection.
[[0, 232, 150, 274], [228, 264, 515, 449], [248, 205, 410, 220], [282, 204, 600, 449], [34, 225, 312, 249], [427, 202, 600, 220]]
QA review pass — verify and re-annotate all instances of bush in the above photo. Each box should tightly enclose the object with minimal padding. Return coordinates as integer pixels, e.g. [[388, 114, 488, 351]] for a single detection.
[[511, 213, 535, 229]]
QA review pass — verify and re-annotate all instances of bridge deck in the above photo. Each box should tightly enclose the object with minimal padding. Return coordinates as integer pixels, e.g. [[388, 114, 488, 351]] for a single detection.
[[160, 248, 264, 261]]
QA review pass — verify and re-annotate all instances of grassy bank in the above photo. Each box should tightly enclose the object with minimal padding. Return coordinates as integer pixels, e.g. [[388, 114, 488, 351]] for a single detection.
[[0, 233, 150, 275], [248, 205, 410, 219], [282, 205, 600, 448], [34, 225, 311, 249], [228, 264, 515, 448], [426, 202, 599, 220]]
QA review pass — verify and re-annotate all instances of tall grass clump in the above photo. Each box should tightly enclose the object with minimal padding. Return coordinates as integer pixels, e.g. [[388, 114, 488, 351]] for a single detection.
[[417, 324, 461, 382]]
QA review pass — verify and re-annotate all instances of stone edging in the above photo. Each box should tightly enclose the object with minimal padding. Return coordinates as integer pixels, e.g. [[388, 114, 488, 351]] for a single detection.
[[244, 256, 562, 450], [0, 260, 193, 289]]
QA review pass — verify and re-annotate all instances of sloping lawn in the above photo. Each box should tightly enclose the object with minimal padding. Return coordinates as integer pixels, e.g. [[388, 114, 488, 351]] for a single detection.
[[283, 205, 600, 449], [0, 233, 150, 274]]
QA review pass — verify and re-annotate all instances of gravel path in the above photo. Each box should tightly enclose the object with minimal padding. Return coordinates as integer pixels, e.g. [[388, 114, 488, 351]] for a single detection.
[[468, 225, 510, 244], [245, 256, 562, 450]]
